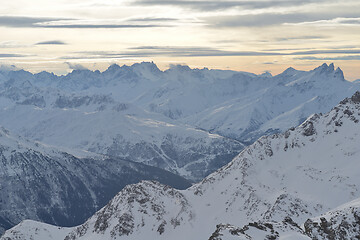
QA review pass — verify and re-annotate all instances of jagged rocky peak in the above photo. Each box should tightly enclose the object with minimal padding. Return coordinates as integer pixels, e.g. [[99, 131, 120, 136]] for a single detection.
[[334, 66, 344, 79], [312, 63, 344, 79], [314, 62, 330, 71]]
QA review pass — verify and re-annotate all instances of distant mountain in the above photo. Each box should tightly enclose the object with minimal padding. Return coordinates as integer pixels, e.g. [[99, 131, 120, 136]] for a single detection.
[[4, 91, 360, 240], [0, 127, 190, 235], [0, 62, 358, 182], [183, 63, 357, 143]]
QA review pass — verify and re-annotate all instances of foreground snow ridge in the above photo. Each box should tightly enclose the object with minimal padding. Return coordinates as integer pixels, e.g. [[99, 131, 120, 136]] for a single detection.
[[2, 91, 360, 239]]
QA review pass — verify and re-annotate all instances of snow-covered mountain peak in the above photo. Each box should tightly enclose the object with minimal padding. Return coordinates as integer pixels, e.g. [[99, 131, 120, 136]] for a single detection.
[[279, 66, 301, 77], [311, 63, 344, 80], [314, 62, 332, 72]]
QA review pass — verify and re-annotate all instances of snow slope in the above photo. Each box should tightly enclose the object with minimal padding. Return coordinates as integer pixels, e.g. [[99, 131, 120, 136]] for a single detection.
[[4, 91, 360, 240]]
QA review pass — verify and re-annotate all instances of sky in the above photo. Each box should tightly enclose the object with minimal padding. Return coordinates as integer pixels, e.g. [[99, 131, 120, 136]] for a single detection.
[[0, 0, 359, 80]]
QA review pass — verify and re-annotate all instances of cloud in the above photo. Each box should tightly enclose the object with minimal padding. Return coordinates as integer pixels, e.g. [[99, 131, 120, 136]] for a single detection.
[[285, 17, 360, 26], [127, 17, 179, 22], [295, 55, 360, 61], [133, 0, 322, 11], [65, 62, 88, 70], [36, 23, 170, 28], [69, 46, 284, 59], [0, 53, 28, 58], [264, 47, 315, 52], [275, 35, 328, 41], [0, 16, 66, 28], [35, 40, 67, 45], [60, 46, 360, 60], [0, 16, 173, 29], [329, 45, 359, 49], [291, 49, 360, 55], [0, 41, 29, 48], [0, 64, 20, 71], [204, 12, 360, 28], [126, 45, 284, 56]]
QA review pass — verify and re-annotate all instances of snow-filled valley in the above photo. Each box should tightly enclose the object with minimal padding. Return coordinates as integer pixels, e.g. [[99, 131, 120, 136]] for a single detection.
[[1, 62, 360, 239]]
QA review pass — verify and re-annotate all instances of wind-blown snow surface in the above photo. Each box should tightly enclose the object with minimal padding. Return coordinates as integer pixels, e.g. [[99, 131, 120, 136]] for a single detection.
[[4, 92, 360, 240], [0, 127, 190, 235], [0, 62, 358, 181]]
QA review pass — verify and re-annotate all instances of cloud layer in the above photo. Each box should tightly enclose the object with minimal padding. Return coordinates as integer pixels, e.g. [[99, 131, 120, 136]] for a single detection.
[[0, 16, 173, 29], [133, 0, 323, 11], [36, 40, 67, 45], [61, 46, 360, 59]]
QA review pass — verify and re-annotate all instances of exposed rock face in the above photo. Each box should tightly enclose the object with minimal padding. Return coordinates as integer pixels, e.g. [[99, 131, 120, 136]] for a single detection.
[[304, 200, 360, 240], [208, 217, 306, 240]]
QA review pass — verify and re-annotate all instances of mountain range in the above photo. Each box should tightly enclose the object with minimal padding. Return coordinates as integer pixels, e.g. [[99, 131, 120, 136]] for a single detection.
[[0, 62, 359, 238], [0, 62, 358, 181], [2, 89, 360, 240]]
